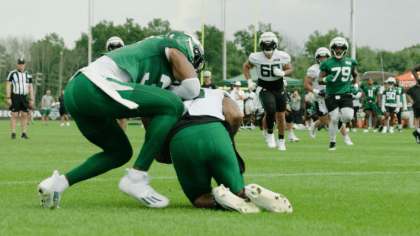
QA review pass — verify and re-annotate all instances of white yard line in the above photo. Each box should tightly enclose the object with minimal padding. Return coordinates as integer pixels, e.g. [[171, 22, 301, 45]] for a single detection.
[[1, 171, 419, 185]]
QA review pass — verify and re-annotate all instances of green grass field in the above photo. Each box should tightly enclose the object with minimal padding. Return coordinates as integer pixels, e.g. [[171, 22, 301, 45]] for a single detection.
[[1, 120, 419, 236]]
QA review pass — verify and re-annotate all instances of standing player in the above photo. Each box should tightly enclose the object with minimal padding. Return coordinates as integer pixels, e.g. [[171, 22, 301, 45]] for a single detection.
[[395, 79, 407, 132], [318, 37, 359, 150], [244, 89, 256, 130], [377, 82, 388, 132], [350, 83, 362, 132], [381, 77, 400, 133], [243, 32, 293, 151], [361, 79, 380, 132], [407, 64, 420, 143], [57, 90, 70, 126], [37, 31, 204, 209], [303, 47, 353, 145], [106, 36, 127, 132]]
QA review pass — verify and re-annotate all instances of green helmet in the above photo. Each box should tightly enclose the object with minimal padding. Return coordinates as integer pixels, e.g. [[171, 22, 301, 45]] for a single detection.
[[166, 31, 205, 73]]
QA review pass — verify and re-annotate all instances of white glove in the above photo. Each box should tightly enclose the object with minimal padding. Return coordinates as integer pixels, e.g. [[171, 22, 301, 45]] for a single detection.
[[354, 83, 359, 90], [395, 107, 400, 113], [273, 68, 285, 78], [381, 107, 386, 113], [403, 106, 408, 112], [247, 79, 257, 92], [312, 89, 320, 96]]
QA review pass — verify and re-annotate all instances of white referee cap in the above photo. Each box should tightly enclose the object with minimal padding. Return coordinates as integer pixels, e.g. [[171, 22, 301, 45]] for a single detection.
[[203, 71, 211, 77], [235, 81, 241, 86]]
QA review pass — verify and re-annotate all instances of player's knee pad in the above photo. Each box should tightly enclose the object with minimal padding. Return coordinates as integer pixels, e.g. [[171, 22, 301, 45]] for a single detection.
[[341, 108, 354, 123]]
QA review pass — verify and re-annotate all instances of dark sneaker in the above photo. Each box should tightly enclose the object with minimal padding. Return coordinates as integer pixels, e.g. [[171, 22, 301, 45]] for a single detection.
[[378, 126, 384, 132], [11, 133, 16, 139], [21, 134, 30, 140], [413, 131, 420, 144], [329, 142, 336, 151]]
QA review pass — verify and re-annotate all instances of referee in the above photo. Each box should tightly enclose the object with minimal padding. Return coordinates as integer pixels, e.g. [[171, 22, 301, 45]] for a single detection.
[[6, 58, 34, 139]]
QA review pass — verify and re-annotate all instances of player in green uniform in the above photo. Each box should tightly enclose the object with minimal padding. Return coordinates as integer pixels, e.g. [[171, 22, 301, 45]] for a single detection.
[[395, 79, 408, 132], [361, 79, 380, 132], [303, 100, 317, 127], [37, 31, 205, 209], [381, 77, 401, 133], [318, 37, 360, 150], [350, 84, 362, 132]]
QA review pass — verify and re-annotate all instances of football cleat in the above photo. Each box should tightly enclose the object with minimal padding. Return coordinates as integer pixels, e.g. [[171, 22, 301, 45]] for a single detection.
[[346, 128, 350, 132], [329, 142, 336, 151], [389, 127, 394, 133], [363, 129, 369, 133], [398, 129, 402, 133], [67, 122, 70, 126], [119, 168, 169, 208], [244, 184, 292, 213], [38, 170, 67, 209], [213, 184, 260, 213], [344, 137, 353, 145], [60, 123, 64, 126], [288, 134, 300, 142], [266, 133, 276, 148], [382, 127, 387, 133], [413, 131, 420, 144], [352, 128, 357, 133], [276, 139, 286, 151], [309, 123, 317, 138], [373, 129, 378, 133], [262, 130, 268, 141], [21, 134, 29, 139], [11, 133, 16, 139], [378, 126, 384, 132]]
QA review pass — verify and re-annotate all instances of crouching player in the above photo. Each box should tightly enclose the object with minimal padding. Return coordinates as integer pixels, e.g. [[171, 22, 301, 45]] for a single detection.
[[160, 88, 292, 213]]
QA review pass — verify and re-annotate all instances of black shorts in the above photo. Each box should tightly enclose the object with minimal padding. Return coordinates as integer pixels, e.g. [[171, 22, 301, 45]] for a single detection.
[[315, 100, 328, 117], [325, 93, 353, 112], [59, 108, 68, 116], [285, 110, 293, 123], [414, 106, 420, 118], [385, 106, 397, 113], [259, 88, 287, 113], [9, 94, 29, 112]]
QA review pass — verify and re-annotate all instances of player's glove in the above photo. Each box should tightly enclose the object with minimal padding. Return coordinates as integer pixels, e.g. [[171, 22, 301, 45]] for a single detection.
[[354, 83, 359, 90], [395, 107, 400, 113], [323, 75, 334, 83], [381, 106, 386, 113], [318, 89, 326, 97], [273, 68, 285, 78], [247, 79, 257, 92]]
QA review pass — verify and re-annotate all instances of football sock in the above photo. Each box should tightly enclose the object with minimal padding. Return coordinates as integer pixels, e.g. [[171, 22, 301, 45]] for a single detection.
[[268, 130, 274, 134], [398, 124, 402, 129], [278, 134, 284, 140]]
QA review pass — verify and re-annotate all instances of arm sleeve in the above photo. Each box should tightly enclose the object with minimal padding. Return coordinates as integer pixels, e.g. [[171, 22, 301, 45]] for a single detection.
[[169, 78, 201, 100]]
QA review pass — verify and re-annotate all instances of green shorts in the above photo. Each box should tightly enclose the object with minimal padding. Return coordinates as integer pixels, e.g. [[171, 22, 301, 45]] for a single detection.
[[42, 109, 51, 115], [170, 122, 244, 203], [364, 101, 377, 111]]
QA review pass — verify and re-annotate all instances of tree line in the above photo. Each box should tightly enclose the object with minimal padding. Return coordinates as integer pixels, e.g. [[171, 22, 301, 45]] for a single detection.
[[1, 18, 419, 106]]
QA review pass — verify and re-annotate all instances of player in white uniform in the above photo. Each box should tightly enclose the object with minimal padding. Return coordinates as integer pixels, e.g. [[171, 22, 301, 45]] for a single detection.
[[244, 90, 256, 130], [303, 47, 353, 145], [243, 32, 293, 151], [157, 88, 292, 213]]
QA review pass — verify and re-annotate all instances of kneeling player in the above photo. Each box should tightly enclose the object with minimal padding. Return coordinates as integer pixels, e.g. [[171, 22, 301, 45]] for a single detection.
[[161, 89, 292, 213]]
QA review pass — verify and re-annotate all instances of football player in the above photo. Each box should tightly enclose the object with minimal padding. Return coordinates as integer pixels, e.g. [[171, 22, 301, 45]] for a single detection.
[[377, 82, 388, 132], [381, 77, 401, 133], [159, 88, 292, 213], [361, 78, 380, 132], [395, 79, 408, 132], [407, 64, 420, 143], [350, 83, 362, 132], [304, 47, 353, 146], [318, 37, 359, 150], [37, 31, 205, 209], [106, 36, 127, 132], [243, 32, 293, 151]]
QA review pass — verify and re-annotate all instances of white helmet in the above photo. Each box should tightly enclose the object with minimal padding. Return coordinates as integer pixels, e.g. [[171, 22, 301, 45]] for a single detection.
[[259, 32, 278, 56], [401, 111, 411, 119], [106, 36, 124, 52], [386, 77, 396, 89], [330, 37, 348, 59], [315, 47, 331, 63]]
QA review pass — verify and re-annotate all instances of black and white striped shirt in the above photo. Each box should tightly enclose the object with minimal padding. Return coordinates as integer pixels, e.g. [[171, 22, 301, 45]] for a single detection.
[[7, 69, 32, 95]]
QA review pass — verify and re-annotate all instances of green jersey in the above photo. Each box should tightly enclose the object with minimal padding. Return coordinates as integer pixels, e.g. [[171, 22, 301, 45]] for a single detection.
[[305, 103, 316, 116], [362, 85, 379, 100], [382, 88, 400, 107], [106, 35, 189, 88], [319, 57, 358, 95]]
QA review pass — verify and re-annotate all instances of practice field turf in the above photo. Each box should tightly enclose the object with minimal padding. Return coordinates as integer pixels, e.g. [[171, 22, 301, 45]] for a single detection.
[[1, 120, 419, 236]]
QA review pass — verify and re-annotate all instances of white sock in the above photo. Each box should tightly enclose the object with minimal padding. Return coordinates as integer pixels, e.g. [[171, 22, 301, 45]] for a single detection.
[[58, 175, 70, 192], [398, 124, 401, 129]]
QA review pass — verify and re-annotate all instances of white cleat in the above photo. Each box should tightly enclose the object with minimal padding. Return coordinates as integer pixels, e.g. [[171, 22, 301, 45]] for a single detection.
[[67, 122, 70, 126], [276, 139, 286, 151], [38, 170, 65, 209], [309, 123, 317, 138], [363, 129, 369, 133], [382, 127, 388, 133], [213, 184, 260, 213], [373, 129, 378, 133], [60, 123, 64, 127], [389, 127, 394, 133], [346, 128, 350, 132], [119, 168, 169, 208], [352, 128, 357, 133], [266, 133, 276, 148], [262, 130, 268, 142], [244, 184, 292, 213], [288, 135, 300, 142], [344, 138, 354, 146]]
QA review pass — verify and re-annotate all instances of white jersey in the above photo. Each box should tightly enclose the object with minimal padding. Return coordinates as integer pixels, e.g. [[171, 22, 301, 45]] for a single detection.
[[244, 91, 256, 107], [249, 50, 291, 82], [182, 89, 233, 120], [307, 63, 325, 102], [231, 88, 245, 107], [352, 90, 362, 107]]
